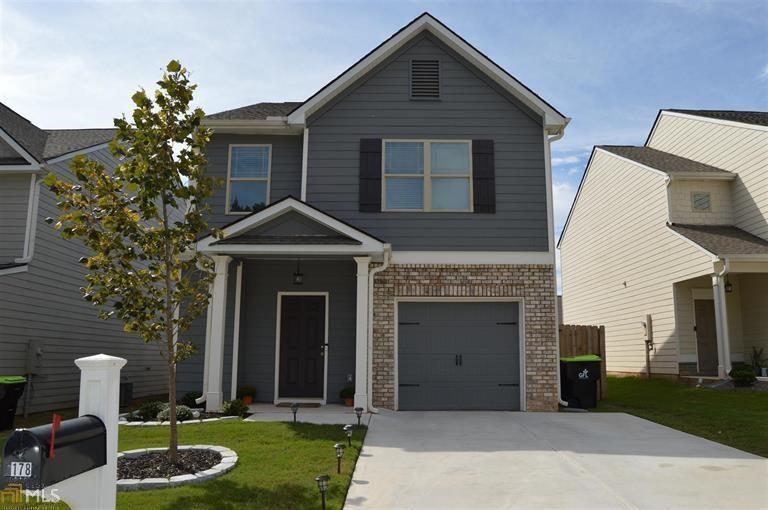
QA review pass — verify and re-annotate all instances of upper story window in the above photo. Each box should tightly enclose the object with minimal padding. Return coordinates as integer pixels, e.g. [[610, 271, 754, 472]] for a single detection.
[[691, 192, 711, 211], [227, 145, 271, 214], [383, 140, 472, 212], [410, 60, 440, 99]]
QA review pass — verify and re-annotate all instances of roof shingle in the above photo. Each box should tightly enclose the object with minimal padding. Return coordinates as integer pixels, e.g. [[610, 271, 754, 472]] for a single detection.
[[599, 146, 733, 177], [204, 102, 302, 121], [669, 224, 768, 256], [665, 109, 768, 127], [43, 129, 116, 159], [0, 102, 48, 162]]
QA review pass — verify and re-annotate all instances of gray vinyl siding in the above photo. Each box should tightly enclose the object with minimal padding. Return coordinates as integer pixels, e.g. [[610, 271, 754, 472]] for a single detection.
[[177, 259, 357, 404], [0, 147, 167, 414], [0, 174, 30, 262], [204, 134, 303, 229], [305, 33, 548, 251]]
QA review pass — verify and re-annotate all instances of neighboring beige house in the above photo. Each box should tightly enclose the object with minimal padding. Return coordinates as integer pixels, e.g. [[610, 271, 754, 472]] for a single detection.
[[559, 110, 768, 379]]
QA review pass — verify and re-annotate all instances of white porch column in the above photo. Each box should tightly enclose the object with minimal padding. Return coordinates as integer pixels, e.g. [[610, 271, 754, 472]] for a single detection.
[[206, 255, 231, 411], [353, 256, 371, 409], [712, 274, 732, 379]]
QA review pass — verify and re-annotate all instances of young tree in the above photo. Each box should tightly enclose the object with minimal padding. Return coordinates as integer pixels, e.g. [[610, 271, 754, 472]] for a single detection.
[[45, 60, 219, 462]]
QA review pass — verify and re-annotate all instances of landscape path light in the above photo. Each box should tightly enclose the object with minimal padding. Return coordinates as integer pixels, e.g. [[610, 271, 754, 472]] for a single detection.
[[334, 442, 346, 474], [343, 424, 354, 446], [291, 402, 299, 423], [354, 407, 363, 427], [315, 474, 330, 510]]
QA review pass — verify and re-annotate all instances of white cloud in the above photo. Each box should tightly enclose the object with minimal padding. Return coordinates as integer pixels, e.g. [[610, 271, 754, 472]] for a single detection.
[[552, 180, 577, 233], [551, 155, 581, 166], [567, 167, 581, 176]]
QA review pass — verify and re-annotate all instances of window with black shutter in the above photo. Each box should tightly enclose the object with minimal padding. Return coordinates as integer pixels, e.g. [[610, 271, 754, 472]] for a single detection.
[[410, 60, 440, 99]]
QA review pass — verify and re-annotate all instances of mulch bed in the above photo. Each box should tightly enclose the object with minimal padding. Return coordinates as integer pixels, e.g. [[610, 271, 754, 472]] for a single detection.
[[118, 449, 221, 479]]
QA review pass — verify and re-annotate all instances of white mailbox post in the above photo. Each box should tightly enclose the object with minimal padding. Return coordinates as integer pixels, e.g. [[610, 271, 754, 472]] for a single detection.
[[49, 354, 126, 510]]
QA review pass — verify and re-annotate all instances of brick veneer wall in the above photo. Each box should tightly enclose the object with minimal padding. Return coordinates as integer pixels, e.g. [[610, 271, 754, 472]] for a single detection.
[[371, 264, 558, 411]]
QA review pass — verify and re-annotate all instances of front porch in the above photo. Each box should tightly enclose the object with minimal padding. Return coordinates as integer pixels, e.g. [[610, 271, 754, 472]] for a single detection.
[[675, 270, 768, 379], [192, 197, 387, 412]]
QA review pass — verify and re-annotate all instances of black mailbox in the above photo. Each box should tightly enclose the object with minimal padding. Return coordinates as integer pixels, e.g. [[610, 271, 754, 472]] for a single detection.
[[2, 415, 106, 490]]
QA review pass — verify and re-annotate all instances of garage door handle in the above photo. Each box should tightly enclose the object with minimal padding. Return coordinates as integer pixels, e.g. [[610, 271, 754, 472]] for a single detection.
[[496, 322, 517, 326], [459, 354, 463, 366], [498, 383, 519, 387], [399, 322, 420, 326], [399, 383, 420, 387]]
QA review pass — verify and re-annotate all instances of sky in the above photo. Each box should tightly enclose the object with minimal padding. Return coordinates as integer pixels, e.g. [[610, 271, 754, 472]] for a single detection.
[[1, 0, 767, 287]]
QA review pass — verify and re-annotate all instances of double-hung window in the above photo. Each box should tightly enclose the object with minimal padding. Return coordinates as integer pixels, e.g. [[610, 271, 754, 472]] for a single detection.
[[383, 140, 472, 211], [227, 145, 271, 214]]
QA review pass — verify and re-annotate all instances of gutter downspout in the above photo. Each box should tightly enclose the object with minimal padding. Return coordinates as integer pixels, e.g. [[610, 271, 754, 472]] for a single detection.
[[714, 257, 732, 379], [546, 127, 569, 408], [366, 244, 391, 413]]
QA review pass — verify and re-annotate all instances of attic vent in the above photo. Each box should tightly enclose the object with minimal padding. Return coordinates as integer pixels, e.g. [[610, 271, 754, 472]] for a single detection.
[[410, 60, 440, 99]]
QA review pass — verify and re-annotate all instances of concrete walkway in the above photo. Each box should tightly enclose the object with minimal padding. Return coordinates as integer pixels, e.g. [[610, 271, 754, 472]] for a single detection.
[[244, 403, 371, 425], [345, 411, 767, 509]]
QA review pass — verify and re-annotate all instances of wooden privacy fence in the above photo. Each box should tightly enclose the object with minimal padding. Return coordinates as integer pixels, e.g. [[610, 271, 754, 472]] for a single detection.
[[560, 324, 607, 399]]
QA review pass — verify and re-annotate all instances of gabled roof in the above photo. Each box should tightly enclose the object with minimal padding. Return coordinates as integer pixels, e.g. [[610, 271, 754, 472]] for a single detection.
[[668, 224, 768, 257], [197, 196, 386, 255], [598, 146, 734, 179], [204, 102, 302, 121], [0, 102, 116, 164], [205, 13, 568, 131], [664, 110, 768, 127]]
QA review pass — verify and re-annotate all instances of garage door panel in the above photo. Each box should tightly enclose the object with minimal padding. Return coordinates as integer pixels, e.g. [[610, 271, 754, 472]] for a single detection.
[[397, 301, 520, 411]]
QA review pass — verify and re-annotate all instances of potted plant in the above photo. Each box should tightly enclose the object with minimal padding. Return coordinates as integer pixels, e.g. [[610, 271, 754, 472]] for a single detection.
[[339, 386, 355, 407], [236, 386, 257, 405]]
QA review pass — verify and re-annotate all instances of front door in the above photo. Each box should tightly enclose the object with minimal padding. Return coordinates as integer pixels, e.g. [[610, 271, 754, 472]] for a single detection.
[[278, 295, 326, 399], [694, 299, 718, 375]]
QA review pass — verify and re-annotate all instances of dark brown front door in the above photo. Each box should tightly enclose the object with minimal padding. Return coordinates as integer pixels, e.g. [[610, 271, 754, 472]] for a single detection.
[[278, 295, 326, 399], [694, 299, 718, 375]]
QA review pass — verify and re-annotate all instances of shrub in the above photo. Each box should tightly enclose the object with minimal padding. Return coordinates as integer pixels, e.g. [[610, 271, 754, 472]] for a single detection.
[[178, 392, 201, 408], [222, 399, 248, 417], [339, 386, 355, 399], [730, 365, 757, 387], [136, 400, 165, 421], [157, 405, 194, 422], [236, 386, 257, 400]]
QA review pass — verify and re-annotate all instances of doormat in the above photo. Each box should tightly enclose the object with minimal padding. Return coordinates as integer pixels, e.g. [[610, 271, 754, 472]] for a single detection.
[[275, 402, 322, 408]]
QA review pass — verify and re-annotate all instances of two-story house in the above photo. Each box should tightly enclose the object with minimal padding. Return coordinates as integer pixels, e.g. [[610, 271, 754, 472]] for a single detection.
[[181, 13, 569, 413], [560, 109, 768, 379], [0, 102, 169, 413]]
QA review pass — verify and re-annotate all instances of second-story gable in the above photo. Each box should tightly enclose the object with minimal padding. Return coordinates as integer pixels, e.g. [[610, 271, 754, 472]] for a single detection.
[[202, 13, 568, 253]]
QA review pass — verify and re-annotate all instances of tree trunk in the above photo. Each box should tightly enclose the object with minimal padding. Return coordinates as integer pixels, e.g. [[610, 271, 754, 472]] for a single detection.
[[167, 322, 178, 463]]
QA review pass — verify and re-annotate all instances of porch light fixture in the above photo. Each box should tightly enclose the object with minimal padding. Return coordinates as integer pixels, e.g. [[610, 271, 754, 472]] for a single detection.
[[334, 443, 346, 474], [725, 278, 733, 293], [314, 474, 330, 510], [293, 259, 304, 285], [291, 402, 300, 423], [354, 407, 364, 427], [343, 424, 354, 446]]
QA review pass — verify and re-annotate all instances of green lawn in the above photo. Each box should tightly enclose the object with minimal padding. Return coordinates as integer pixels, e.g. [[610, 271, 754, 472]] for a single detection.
[[596, 376, 768, 457], [117, 420, 365, 510]]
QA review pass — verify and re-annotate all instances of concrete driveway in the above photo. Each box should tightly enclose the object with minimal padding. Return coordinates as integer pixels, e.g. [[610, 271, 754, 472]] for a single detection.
[[345, 411, 767, 509]]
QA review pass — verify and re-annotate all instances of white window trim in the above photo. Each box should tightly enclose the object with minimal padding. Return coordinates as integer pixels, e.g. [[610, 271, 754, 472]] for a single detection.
[[273, 291, 330, 404], [381, 139, 473, 212], [393, 297, 526, 412], [225, 144, 272, 215]]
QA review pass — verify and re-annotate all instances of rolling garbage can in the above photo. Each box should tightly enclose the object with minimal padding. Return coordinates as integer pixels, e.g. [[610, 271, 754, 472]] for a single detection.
[[0, 376, 27, 430], [560, 355, 601, 409]]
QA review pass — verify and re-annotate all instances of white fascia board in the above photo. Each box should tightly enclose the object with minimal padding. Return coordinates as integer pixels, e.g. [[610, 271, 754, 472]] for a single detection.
[[287, 14, 567, 129], [723, 254, 768, 262], [201, 244, 383, 255], [0, 127, 39, 165], [0, 165, 42, 173], [391, 251, 555, 265], [45, 142, 111, 164], [201, 119, 303, 134], [668, 172, 736, 182], [0, 264, 29, 276], [197, 197, 385, 253], [659, 111, 768, 133]]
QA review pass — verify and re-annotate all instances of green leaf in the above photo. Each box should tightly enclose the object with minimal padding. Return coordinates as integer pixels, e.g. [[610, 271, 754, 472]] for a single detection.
[[167, 60, 181, 73]]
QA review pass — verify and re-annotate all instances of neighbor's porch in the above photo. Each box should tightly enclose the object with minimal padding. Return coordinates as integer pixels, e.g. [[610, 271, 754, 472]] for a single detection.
[[674, 267, 768, 379]]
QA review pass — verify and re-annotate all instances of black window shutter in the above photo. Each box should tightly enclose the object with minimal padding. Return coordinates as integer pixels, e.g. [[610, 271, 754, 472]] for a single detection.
[[359, 139, 382, 212], [472, 140, 496, 213]]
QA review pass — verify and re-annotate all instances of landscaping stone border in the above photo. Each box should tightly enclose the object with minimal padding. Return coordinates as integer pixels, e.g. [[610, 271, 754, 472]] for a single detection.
[[119, 415, 240, 426], [117, 445, 237, 491]]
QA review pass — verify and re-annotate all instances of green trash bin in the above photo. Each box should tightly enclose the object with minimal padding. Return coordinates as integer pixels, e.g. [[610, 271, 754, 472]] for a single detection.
[[560, 355, 601, 409], [0, 376, 27, 430]]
